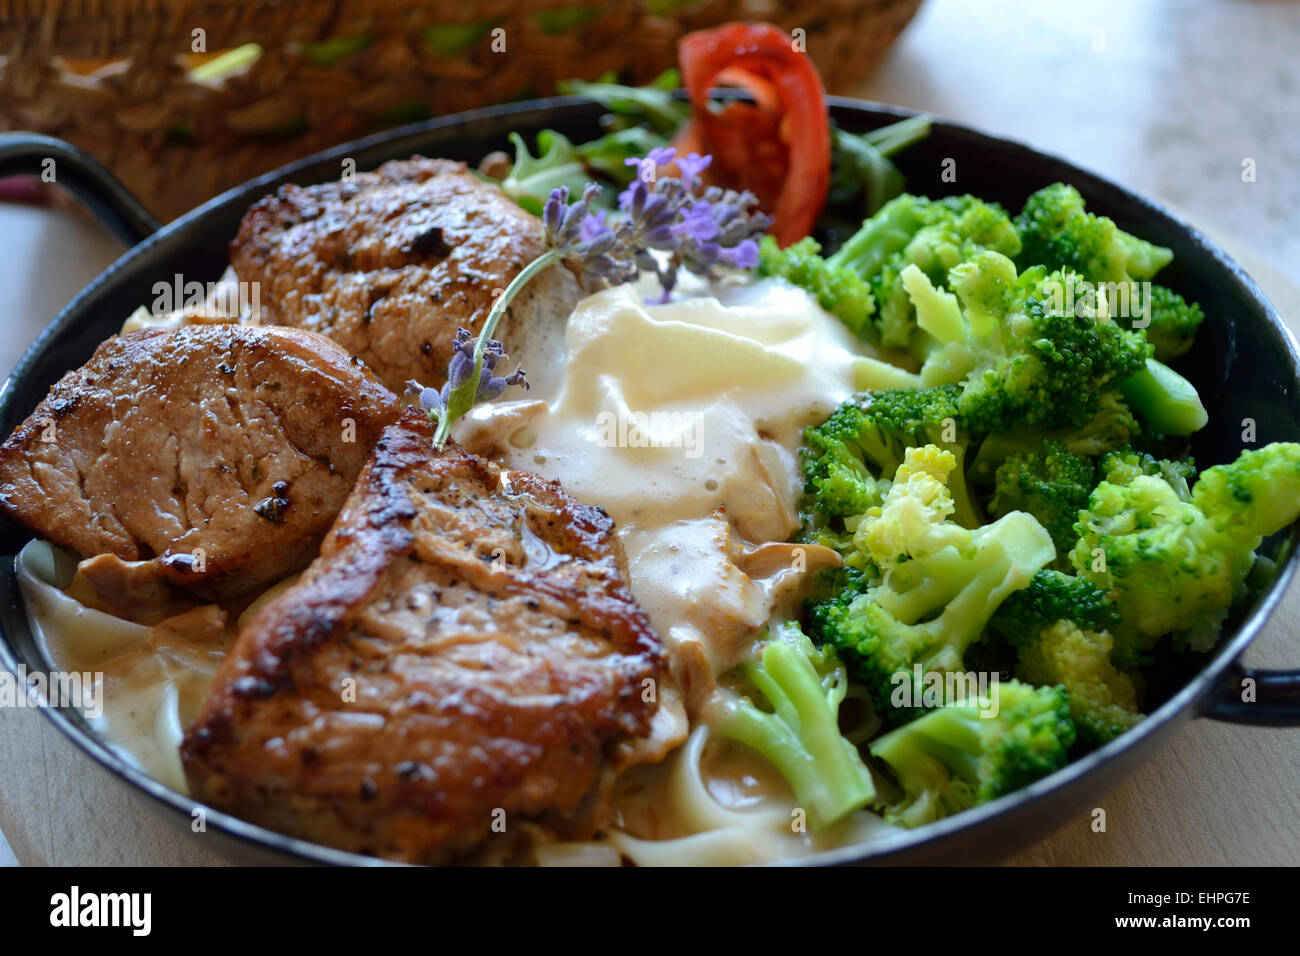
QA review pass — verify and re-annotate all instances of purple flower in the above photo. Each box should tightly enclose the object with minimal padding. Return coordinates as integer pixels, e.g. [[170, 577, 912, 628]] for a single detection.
[[671, 200, 719, 242], [674, 152, 712, 188], [546, 149, 769, 301], [718, 238, 759, 270], [407, 327, 526, 421], [580, 208, 608, 243], [543, 183, 603, 249], [624, 146, 677, 185]]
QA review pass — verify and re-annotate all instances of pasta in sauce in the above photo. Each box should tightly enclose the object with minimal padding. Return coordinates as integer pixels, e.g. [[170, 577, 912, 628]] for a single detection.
[[19, 272, 904, 863]]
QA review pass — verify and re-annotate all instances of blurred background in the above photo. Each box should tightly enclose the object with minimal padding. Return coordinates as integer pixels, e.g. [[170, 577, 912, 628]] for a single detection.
[[0, 0, 1297, 865]]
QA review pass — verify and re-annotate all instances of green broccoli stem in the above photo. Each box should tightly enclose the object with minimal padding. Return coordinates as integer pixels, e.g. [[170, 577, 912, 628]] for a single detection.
[[826, 196, 919, 276], [919, 511, 1055, 654], [859, 115, 932, 158], [852, 355, 924, 391], [946, 447, 983, 529], [1118, 357, 1208, 436], [871, 706, 984, 783], [1115, 233, 1174, 280], [716, 637, 875, 831], [902, 263, 965, 344]]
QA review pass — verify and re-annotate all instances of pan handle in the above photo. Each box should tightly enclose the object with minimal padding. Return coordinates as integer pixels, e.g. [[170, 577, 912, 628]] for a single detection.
[[1202, 664, 1300, 726], [0, 133, 161, 246]]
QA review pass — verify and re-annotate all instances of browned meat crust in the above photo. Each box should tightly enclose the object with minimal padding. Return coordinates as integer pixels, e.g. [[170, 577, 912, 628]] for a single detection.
[[0, 324, 402, 600], [229, 157, 567, 394], [181, 415, 667, 864]]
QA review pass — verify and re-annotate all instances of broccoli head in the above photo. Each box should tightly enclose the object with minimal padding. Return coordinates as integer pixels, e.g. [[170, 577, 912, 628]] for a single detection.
[[987, 569, 1121, 648], [989, 440, 1097, 561], [1098, 447, 1194, 499], [1191, 440, 1300, 541], [868, 679, 1075, 828], [1015, 183, 1208, 361], [1015, 620, 1143, 747], [1118, 283, 1205, 362], [915, 256, 1152, 434], [1071, 441, 1300, 665], [965, 266, 1152, 432], [716, 624, 877, 831], [800, 386, 977, 538], [969, 392, 1143, 490], [1015, 183, 1173, 283], [810, 446, 1056, 722], [825, 194, 1021, 350]]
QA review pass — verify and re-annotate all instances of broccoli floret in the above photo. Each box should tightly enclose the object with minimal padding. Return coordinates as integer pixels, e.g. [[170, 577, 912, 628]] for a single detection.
[[1015, 184, 1209, 361], [1098, 447, 1194, 499], [1015, 620, 1143, 747], [915, 256, 1152, 434], [1191, 441, 1300, 541], [800, 386, 979, 536], [825, 194, 1020, 350], [987, 569, 1121, 648], [757, 235, 876, 340], [810, 446, 1056, 722], [989, 440, 1096, 562], [1118, 284, 1205, 362], [1015, 183, 1173, 283], [1071, 442, 1300, 665], [851, 444, 971, 570], [970, 392, 1142, 488], [715, 624, 876, 830], [868, 679, 1075, 828]]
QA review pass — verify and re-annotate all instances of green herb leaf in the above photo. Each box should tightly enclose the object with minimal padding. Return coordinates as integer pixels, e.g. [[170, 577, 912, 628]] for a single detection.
[[575, 126, 670, 186], [829, 115, 932, 219], [558, 69, 688, 134], [499, 130, 591, 216]]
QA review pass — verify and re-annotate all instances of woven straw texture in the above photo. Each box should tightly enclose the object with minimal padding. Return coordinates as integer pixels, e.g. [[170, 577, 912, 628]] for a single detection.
[[0, 0, 922, 220]]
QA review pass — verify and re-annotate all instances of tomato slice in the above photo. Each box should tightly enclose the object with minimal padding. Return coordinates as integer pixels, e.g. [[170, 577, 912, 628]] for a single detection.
[[677, 22, 830, 247]]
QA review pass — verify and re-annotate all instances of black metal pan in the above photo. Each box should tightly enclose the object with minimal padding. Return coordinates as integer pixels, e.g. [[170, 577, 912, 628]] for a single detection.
[[0, 97, 1297, 865]]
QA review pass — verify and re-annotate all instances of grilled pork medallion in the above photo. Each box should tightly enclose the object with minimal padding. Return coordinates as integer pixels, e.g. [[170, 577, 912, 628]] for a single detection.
[[229, 157, 582, 394], [0, 324, 402, 600], [182, 415, 668, 863]]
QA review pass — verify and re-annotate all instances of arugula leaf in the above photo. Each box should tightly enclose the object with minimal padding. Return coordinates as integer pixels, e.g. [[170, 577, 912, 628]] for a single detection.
[[575, 126, 669, 187], [499, 130, 590, 215], [558, 69, 689, 134]]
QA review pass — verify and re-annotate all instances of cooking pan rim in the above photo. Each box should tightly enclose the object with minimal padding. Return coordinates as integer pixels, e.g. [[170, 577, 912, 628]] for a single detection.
[[1, 94, 1296, 867]]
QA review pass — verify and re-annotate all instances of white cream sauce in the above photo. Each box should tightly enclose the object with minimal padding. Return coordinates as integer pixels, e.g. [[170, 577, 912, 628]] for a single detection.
[[458, 275, 867, 709], [17, 540, 223, 792]]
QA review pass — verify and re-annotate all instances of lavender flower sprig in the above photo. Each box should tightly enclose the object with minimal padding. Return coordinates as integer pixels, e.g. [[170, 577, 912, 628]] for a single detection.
[[613, 148, 770, 299], [406, 328, 527, 426], [418, 147, 770, 447]]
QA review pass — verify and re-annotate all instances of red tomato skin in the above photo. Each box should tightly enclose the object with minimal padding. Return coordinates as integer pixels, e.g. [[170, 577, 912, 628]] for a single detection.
[[678, 22, 830, 246]]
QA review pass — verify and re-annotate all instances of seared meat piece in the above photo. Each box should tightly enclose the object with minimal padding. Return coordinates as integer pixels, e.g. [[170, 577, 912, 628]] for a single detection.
[[182, 415, 669, 864], [0, 324, 402, 600], [66, 553, 199, 625], [229, 157, 583, 394]]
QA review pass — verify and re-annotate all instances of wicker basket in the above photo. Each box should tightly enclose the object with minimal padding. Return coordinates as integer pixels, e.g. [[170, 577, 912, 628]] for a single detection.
[[0, 0, 923, 221]]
